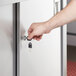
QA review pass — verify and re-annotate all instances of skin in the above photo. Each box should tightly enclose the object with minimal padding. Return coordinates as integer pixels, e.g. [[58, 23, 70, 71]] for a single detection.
[[28, 0, 76, 41]]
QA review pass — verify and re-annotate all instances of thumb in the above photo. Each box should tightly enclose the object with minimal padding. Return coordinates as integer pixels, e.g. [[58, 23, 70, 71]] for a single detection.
[[28, 31, 35, 39]]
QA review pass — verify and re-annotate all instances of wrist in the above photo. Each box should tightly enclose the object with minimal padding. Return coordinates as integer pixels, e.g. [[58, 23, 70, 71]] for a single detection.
[[42, 21, 52, 33], [47, 17, 59, 30], [45, 20, 54, 31]]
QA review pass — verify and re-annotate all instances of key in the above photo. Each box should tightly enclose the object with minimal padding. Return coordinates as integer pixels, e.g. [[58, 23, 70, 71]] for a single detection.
[[21, 36, 27, 41], [24, 36, 27, 40], [27, 36, 32, 41]]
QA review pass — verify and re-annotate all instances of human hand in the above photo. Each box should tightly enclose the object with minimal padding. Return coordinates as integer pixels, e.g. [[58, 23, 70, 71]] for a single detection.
[[28, 21, 51, 41]]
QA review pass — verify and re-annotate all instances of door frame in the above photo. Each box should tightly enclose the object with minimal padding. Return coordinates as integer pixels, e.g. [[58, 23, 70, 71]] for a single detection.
[[61, 0, 67, 76]]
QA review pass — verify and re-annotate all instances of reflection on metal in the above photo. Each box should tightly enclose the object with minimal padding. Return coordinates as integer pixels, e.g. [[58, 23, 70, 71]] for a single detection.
[[67, 32, 76, 36], [13, 3, 20, 76]]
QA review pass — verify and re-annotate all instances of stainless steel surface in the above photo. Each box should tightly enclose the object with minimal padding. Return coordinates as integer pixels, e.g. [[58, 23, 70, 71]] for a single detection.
[[0, 3, 20, 76], [0, 4, 13, 76], [0, 0, 25, 6], [0, 0, 67, 76], [20, 0, 61, 76]]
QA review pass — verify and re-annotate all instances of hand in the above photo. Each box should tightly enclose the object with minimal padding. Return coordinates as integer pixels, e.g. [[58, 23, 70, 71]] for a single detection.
[[28, 21, 51, 41]]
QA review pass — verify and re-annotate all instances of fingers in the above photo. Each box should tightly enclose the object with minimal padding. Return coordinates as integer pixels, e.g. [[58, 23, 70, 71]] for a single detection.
[[28, 24, 35, 39], [28, 30, 43, 41], [28, 31, 35, 39], [28, 23, 35, 35], [28, 23, 43, 41], [36, 35, 42, 41], [28, 27, 33, 35], [31, 35, 42, 41]]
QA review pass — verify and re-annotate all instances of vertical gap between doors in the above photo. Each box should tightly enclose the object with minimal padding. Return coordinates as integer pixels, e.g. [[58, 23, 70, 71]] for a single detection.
[[13, 3, 20, 76]]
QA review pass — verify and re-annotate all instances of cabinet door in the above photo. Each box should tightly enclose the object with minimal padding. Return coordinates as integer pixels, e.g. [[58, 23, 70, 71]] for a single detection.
[[20, 0, 61, 76], [0, 5, 13, 76]]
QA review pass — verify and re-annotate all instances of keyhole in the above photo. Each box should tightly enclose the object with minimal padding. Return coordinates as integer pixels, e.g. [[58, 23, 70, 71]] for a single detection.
[[28, 42, 32, 48]]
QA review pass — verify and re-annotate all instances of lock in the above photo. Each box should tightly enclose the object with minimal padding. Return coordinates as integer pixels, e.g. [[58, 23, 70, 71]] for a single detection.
[[21, 35, 32, 48], [28, 42, 32, 48]]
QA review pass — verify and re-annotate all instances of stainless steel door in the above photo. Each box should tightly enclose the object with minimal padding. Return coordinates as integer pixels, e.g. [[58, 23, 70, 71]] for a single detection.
[[0, 5, 13, 76], [20, 0, 61, 76]]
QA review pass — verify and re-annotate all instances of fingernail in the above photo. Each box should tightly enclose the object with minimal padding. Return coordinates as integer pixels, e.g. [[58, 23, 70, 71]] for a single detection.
[[27, 36, 32, 41]]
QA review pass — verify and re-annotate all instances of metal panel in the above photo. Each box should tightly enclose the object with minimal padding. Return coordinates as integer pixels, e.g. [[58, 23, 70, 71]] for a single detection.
[[0, 4, 13, 76], [20, 0, 61, 76], [0, 0, 25, 6]]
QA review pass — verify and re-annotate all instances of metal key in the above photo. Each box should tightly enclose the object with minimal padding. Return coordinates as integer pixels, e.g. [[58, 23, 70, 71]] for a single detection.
[[22, 36, 32, 41], [27, 36, 32, 41]]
